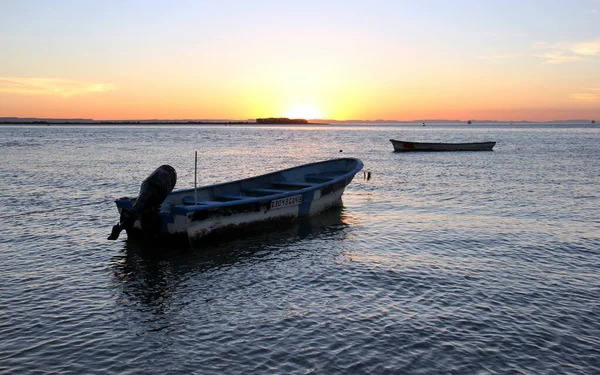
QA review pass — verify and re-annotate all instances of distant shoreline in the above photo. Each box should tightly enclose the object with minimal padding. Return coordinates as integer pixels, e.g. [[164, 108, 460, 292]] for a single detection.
[[0, 121, 330, 126], [1, 120, 254, 125], [0, 117, 595, 125], [0, 117, 331, 126], [1, 121, 597, 126]]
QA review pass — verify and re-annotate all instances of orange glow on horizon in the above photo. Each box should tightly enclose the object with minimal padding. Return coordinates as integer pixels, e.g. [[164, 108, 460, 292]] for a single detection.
[[1, 76, 599, 122]]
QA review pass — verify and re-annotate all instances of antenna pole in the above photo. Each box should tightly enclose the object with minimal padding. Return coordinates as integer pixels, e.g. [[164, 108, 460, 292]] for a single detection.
[[194, 151, 198, 204]]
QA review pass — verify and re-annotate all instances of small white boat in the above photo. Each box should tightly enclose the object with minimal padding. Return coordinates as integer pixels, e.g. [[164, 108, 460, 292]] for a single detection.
[[108, 158, 363, 245], [390, 139, 496, 152]]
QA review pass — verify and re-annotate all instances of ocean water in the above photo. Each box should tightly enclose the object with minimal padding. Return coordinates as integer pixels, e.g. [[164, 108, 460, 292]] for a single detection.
[[0, 123, 598, 374]]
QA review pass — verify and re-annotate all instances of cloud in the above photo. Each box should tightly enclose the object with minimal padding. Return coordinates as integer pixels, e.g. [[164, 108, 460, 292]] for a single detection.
[[0, 77, 116, 97], [537, 52, 582, 64], [534, 38, 600, 64], [572, 40, 600, 55], [570, 93, 599, 102]]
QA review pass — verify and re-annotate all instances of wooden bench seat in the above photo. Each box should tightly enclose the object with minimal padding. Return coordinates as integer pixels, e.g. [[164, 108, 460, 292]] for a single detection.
[[272, 181, 316, 189], [242, 187, 287, 195]]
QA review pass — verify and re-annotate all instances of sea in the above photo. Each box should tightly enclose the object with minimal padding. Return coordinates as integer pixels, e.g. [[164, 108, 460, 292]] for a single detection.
[[0, 123, 598, 374]]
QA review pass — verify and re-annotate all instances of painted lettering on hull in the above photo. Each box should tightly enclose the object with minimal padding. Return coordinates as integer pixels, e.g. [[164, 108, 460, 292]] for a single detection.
[[270, 195, 302, 209]]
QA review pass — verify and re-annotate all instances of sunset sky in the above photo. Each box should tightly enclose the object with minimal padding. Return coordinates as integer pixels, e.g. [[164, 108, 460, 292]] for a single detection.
[[1, 0, 599, 121]]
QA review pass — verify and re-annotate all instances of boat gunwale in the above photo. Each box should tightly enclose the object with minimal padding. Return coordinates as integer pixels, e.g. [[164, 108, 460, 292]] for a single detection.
[[159, 157, 363, 212]]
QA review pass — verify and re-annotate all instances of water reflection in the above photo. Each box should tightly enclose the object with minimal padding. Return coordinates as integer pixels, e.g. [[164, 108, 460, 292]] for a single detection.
[[110, 207, 350, 313]]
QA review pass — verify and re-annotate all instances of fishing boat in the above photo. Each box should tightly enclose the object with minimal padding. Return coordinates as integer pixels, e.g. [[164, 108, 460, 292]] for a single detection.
[[108, 158, 363, 245], [389, 139, 496, 152]]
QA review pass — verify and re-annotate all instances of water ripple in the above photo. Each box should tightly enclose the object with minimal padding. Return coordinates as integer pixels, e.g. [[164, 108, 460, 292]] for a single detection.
[[0, 125, 599, 374]]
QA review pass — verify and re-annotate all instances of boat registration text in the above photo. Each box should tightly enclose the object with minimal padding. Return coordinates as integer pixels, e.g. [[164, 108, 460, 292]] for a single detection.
[[270, 195, 302, 209]]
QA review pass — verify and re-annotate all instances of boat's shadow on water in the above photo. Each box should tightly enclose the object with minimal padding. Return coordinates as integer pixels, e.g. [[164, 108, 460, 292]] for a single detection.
[[110, 206, 350, 311]]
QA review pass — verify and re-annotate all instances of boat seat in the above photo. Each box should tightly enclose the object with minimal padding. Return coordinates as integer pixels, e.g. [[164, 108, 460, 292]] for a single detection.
[[242, 187, 287, 195], [272, 181, 316, 189], [182, 196, 214, 205]]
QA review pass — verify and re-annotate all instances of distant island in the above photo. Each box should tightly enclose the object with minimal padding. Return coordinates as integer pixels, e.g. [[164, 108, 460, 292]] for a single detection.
[[256, 117, 308, 124]]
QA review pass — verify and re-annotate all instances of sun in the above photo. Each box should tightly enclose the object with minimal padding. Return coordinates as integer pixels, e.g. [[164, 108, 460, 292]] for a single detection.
[[285, 103, 323, 120]]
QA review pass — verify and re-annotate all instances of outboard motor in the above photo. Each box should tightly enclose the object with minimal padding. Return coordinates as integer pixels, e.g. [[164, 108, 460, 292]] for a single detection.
[[108, 165, 177, 240]]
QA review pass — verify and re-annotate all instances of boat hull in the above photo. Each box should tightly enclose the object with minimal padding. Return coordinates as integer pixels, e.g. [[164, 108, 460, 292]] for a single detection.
[[184, 182, 346, 243], [390, 139, 496, 152], [113, 158, 363, 246]]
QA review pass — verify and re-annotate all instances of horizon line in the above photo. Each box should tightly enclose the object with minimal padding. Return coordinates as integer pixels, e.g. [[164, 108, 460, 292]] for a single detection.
[[0, 116, 596, 124]]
